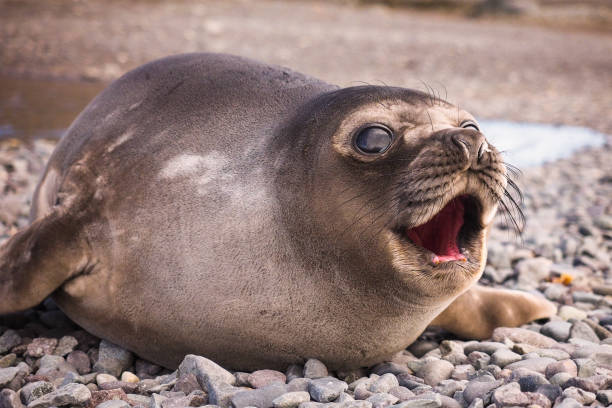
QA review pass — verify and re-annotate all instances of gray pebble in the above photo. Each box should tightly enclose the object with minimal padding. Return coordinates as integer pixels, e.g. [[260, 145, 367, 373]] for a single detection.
[[544, 359, 577, 378], [549, 372, 572, 386], [562, 386, 596, 405], [95, 401, 130, 408], [337, 402, 372, 408], [466, 352, 489, 370], [287, 378, 312, 393], [450, 365, 474, 381], [19, 381, 55, 405], [515, 257, 551, 286], [0, 330, 21, 354], [387, 386, 414, 402], [53, 336, 78, 357], [390, 395, 441, 408], [27, 383, 91, 408], [369, 374, 399, 394], [462, 377, 501, 405], [570, 321, 600, 343], [516, 373, 548, 392], [209, 382, 243, 407], [365, 393, 398, 408], [272, 391, 310, 408], [432, 380, 463, 397], [554, 397, 581, 408], [232, 383, 287, 408], [540, 321, 572, 342], [504, 357, 555, 374], [0, 389, 22, 408], [463, 342, 507, 356], [93, 340, 134, 378], [248, 370, 286, 389], [308, 377, 348, 403], [533, 348, 570, 360], [489, 349, 521, 368], [415, 360, 453, 386], [535, 384, 562, 403], [491, 327, 557, 349], [286, 365, 303, 382], [544, 284, 567, 301], [177, 354, 236, 392], [335, 392, 354, 403], [303, 360, 328, 380], [596, 390, 612, 405], [491, 382, 529, 406], [66, 350, 91, 375], [0, 367, 20, 388]]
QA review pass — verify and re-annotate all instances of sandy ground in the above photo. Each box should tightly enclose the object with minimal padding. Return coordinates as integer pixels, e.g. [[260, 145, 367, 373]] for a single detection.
[[1, 0, 612, 138]]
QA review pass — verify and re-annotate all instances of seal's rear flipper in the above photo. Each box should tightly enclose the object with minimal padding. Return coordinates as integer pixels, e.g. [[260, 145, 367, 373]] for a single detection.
[[1, 163, 96, 314], [429, 285, 557, 339], [0, 208, 91, 314]]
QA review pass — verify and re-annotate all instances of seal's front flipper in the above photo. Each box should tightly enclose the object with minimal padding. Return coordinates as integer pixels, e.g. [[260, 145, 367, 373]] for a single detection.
[[0, 208, 91, 314], [429, 285, 557, 339]]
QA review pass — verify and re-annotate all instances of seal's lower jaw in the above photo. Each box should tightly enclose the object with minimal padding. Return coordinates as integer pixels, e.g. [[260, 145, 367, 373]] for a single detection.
[[393, 195, 484, 267]]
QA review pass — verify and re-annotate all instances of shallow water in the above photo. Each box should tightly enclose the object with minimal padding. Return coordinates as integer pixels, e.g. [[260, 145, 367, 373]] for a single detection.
[[0, 75, 607, 167]]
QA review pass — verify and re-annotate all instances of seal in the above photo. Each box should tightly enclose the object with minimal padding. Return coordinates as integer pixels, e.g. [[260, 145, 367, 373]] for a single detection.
[[0, 53, 555, 370]]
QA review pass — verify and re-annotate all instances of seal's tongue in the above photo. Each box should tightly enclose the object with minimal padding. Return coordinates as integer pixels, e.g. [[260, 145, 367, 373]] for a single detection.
[[406, 197, 466, 263]]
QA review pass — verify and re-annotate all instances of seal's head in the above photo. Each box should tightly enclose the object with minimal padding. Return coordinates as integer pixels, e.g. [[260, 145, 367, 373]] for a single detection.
[[277, 86, 514, 304]]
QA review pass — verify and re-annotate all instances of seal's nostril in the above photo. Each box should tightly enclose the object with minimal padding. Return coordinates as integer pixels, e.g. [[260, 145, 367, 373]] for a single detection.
[[477, 141, 489, 162], [451, 134, 470, 156]]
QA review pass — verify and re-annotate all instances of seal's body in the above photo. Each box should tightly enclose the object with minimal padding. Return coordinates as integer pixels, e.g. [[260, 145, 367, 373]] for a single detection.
[[0, 54, 554, 370]]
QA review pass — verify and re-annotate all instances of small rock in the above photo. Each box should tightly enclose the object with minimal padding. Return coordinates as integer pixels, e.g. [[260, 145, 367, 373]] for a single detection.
[[119, 371, 138, 383], [491, 327, 557, 348], [0, 389, 23, 408], [26, 338, 58, 358], [462, 377, 500, 405], [19, 381, 55, 405], [248, 370, 286, 389], [96, 373, 118, 386], [491, 382, 528, 406], [544, 284, 567, 301], [287, 378, 311, 393], [490, 349, 521, 368], [369, 374, 399, 394], [544, 359, 577, 378], [27, 383, 91, 408], [135, 359, 162, 378], [517, 373, 548, 392], [504, 357, 555, 374], [231, 383, 287, 408], [570, 321, 600, 343], [303, 360, 328, 380], [36, 355, 74, 381], [272, 391, 310, 408], [96, 401, 130, 408], [549, 372, 572, 386], [208, 382, 242, 408], [432, 379, 463, 397], [388, 386, 414, 402], [371, 363, 410, 377], [554, 397, 581, 408], [535, 383, 562, 402], [558, 306, 587, 321], [126, 393, 150, 406], [53, 336, 78, 357], [562, 386, 596, 405], [177, 354, 236, 392], [533, 348, 570, 360], [450, 365, 474, 381], [286, 365, 303, 382], [408, 342, 439, 359], [466, 352, 489, 370], [0, 367, 19, 388], [515, 257, 551, 286], [0, 331, 21, 354], [89, 389, 128, 408], [66, 351, 91, 375], [309, 377, 348, 402], [391, 394, 441, 407], [93, 341, 133, 378], [415, 360, 453, 386], [540, 321, 572, 342], [596, 390, 612, 405], [366, 393, 398, 408], [523, 391, 551, 408], [172, 373, 201, 394], [0, 353, 16, 368]]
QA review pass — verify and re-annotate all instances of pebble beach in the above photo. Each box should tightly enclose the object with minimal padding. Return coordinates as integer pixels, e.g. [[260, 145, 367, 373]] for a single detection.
[[1, 0, 611, 407]]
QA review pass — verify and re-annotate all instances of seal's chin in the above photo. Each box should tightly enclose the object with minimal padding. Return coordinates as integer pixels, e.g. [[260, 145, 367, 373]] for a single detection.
[[396, 195, 483, 265]]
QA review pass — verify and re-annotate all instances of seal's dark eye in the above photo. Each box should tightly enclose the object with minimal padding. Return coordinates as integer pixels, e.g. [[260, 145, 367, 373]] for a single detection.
[[461, 121, 480, 131], [354, 126, 393, 154]]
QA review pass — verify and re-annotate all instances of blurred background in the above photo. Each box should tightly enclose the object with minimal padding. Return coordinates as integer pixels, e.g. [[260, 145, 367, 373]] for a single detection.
[[0, 0, 611, 287]]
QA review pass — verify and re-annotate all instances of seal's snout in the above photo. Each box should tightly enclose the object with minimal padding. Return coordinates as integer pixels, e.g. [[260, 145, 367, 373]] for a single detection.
[[450, 131, 489, 169]]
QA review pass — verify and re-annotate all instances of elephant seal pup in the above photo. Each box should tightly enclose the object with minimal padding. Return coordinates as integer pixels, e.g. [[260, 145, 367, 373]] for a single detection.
[[0, 53, 555, 370]]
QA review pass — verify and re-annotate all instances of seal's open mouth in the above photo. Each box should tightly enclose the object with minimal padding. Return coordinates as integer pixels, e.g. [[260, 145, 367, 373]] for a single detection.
[[402, 195, 482, 264]]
